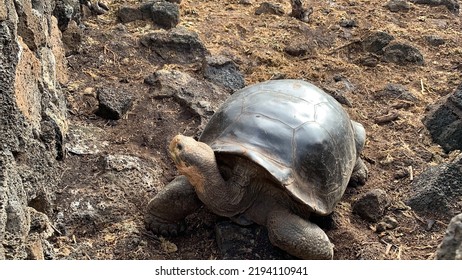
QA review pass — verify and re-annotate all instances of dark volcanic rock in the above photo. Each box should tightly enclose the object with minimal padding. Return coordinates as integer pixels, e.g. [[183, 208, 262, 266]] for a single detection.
[[140, 27, 208, 64], [339, 18, 357, 28], [423, 83, 462, 152], [362, 31, 395, 54], [96, 88, 134, 120], [424, 35, 446, 46], [150, 0, 180, 29], [53, 0, 81, 31], [239, 0, 253, 5], [385, 0, 411, 12], [435, 213, 462, 260], [117, 5, 146, 23], [410, 0, 459, 14], [284, 42, 313, 57], [255, 2, 285, 16], [383, 43, 424, 65], [406, 154, 462, 216], [203, 56, 245, 92], [289, 0, 312, 22], [357, 55, 380, 67], [144, 69, 229, 129], [374, 83, 418, 102], [118, 0, 180, 28], [375, 216, 399, 233], [322, 76, 355, 107], [353, 189, 391, 222]]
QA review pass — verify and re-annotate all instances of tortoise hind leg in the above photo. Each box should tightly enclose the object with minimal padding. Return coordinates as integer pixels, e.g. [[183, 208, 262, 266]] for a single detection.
[[145, 175, 202, 236], [349, 120, 368, 186], [349, 157, 368, 187], [266, 210, 333, 259]]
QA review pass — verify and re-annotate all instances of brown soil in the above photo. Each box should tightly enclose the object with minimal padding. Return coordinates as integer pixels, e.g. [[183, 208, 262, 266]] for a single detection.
[[54, 0, 461, 260]]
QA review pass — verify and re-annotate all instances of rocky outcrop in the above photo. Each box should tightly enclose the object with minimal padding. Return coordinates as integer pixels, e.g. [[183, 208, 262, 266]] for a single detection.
[[417, 73, 462, 260], [352, 189, 391, 222], [410, 0, 459, 14], [144, 69, 230, 129], [0, 0, 68, 259], [117, 0, 180, 29], [53, 0, 81, 31], [255, 2, 284, 16], [203, 55, 245, 92], [140, 26, 208, 64], [382, 43, 424, 65], [406, 154, 462, 217], [386, 0, 411, 12], [96, 87, 134, 120], [435, 213, 462, 260], [423, 83, 462, 153], [349, 31, 425, 67]]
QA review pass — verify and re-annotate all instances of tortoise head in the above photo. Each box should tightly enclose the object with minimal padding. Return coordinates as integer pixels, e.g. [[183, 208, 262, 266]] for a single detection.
[[169, 135, 217, 193], [169, 135, 251, 217]]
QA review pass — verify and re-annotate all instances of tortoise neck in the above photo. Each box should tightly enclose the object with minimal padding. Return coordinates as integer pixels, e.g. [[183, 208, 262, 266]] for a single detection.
[[186, 155, 254, 217]]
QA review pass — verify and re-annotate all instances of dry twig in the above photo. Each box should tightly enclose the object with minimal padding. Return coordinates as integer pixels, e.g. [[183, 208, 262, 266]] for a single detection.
[[375, 111, 400, 125]]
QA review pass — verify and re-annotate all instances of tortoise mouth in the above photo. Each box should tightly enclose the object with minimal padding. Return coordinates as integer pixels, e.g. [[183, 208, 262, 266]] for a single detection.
[[169, 149, 180, 165], [169, 135, 191, 168], [169, 136, 181, 165], [168, 135, 207, 193]]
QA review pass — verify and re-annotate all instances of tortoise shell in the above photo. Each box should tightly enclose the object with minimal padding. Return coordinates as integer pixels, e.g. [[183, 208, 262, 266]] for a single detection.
[[199, 79, 363, 215]]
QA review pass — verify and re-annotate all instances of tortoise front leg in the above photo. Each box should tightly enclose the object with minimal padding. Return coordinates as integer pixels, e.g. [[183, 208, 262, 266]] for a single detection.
[[145, 175, 202, 236], [266, 210, 334, 259]]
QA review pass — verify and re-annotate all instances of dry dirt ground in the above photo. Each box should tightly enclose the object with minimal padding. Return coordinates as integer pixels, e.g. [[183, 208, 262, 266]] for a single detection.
[[52, 0, 461, 260]]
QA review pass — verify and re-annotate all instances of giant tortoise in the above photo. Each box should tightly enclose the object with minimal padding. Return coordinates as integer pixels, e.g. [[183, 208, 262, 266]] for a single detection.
[[145, 79, 368, 259]]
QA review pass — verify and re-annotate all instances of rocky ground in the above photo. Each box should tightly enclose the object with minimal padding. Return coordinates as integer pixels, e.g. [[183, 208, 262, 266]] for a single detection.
[[50, 0, 462, 260]]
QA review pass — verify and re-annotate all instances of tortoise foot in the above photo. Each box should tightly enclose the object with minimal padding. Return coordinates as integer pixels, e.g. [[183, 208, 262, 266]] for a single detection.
[[144, 175, 201, 237], [267, 210, 333, 260], [349, 158, 368, 187], [145, 215, 186, 237]]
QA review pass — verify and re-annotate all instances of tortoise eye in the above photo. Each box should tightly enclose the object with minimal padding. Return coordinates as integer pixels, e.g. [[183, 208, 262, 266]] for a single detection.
[[176, 143, 183, 151]]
